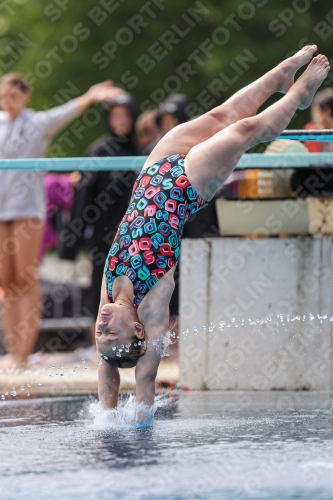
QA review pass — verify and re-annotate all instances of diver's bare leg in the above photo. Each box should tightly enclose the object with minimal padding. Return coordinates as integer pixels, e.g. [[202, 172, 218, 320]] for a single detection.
[[184, 55, 330, 200], [146, 45, 318, 165]]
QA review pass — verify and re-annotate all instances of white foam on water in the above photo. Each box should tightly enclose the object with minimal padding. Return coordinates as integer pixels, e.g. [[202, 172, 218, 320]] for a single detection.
[[85, 392, 171, 430]]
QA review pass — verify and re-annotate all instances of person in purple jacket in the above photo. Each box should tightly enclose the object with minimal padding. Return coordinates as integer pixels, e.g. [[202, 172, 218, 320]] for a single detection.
[[40, 173, 77, 262]]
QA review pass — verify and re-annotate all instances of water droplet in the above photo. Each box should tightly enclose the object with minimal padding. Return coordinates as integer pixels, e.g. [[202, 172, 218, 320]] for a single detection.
[[20, 385, 24, 391], [84, 366, 90, 370], [116, 352, 121, 357], [10, 390, 16, 397], [121, 344, 124, 349], [134, 343, 137, 347], [50, 365, 54, 368], [138, 341, 141, 346], [98, 360, 102, 365], [27, 383, 31, 388], [33, 380, 37, 384], [4, 392, 8, 396], [82, 359, 85, 363], [38, 383, 42, 386], [49, 375, 53, 378], [1, 395, 5, 400], [26, 392, 30, 396], [60, 373, 64, 376], [125, 348, 129, 352], [112, 347, 116, 351]]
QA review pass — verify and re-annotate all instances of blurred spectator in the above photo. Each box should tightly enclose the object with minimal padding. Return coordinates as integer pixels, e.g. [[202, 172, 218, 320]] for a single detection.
[[60, 93, 139, 349], [0, 72, 122, 370], [304, 88, 333, 152], [136, 109, 160, 153], [155, 93, 190, 135], [39, 173, 78, 262]]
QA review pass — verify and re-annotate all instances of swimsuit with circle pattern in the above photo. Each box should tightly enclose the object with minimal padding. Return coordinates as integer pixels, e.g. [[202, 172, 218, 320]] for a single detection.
[[104, 154, 208, 308]]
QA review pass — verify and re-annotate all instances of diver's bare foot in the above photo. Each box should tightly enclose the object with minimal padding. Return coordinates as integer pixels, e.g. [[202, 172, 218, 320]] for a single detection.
[[275, 45, 317, 93], [295, 55, 330, 110], [0, 354, 26, 372]]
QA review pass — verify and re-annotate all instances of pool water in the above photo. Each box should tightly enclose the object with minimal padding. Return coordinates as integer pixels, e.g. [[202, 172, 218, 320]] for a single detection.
[[1, 391, 333, 500]]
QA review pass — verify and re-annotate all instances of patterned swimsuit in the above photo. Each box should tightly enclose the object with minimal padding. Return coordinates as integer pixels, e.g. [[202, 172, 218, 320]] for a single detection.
[[104, 154, 207, 308]]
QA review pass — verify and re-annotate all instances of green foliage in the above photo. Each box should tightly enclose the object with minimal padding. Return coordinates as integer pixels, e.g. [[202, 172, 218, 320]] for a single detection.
[[1, 0, 333, 156]]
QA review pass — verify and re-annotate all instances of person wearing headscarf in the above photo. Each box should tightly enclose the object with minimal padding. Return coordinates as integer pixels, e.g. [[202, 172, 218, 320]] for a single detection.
[[155, 93, 190, 135]]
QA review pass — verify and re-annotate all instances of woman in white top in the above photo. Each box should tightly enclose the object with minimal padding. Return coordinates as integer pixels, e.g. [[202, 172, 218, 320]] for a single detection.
[[0, 73, 122, 370]]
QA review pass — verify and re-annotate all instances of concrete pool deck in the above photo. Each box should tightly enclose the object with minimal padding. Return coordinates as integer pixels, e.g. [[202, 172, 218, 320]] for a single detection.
[[0, 354, 179, 397]]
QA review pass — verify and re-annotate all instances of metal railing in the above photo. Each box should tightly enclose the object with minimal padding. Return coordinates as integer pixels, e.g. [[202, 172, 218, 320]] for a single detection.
[[1, 130, 333, 170]]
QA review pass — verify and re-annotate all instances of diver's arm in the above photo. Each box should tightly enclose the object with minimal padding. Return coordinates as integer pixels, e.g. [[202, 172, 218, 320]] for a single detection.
[[98, 360, 120, 410], [97, 273, 120, 409], [96, 272, 108, 315], [135, 347, 162, 409], [135, 267, 175, 420], [135, 307, 170, 412]]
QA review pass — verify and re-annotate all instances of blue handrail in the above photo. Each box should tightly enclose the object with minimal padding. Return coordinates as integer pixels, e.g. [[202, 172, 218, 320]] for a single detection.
[[0, 153, 333, 170]]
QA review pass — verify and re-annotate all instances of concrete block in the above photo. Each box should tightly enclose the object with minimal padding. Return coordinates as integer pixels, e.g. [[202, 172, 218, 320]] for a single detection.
[[179, 238, 333, 391]]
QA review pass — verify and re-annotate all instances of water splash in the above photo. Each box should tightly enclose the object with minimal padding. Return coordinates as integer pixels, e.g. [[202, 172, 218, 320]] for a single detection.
[[151, 330, 175, 357], [86, 393, 170, 429], [182, 312, 333, 337]]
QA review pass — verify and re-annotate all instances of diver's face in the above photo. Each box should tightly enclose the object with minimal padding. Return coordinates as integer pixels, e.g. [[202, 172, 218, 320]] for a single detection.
[[108, 104, 133, 136], [95, 303, 134, 347], [0, 84, 31, 119]]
